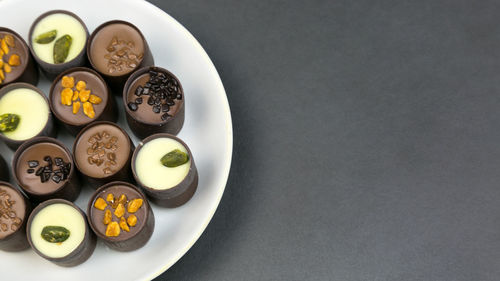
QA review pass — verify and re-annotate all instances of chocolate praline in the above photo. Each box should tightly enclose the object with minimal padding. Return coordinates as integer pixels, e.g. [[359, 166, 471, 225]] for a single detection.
[[87, 181, 154, 251], [0, 27, 39, 88], [12, 137, 80, 203], [26, 199, 96, 267], [0, 155, 9, 182], [73, 121, 134, 187], [123, 66, 185, 139], [0, 83, 57, 150], [49, 67, 117, 135], [87, 20, 154, 93], [28, 10, 89, 80], [0, 181, 31, 252], [132, 133, 198, 208]]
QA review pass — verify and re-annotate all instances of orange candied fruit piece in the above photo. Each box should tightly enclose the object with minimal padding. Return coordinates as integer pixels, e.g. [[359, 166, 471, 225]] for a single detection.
[[89, 94, 102, 104], [8, 54, 20, 66], [94, 197, 107, 210], [60, 88, 73, 106], [106, 193, 114, 203], [72, 101, 81, 114], [3, 64, 11, 73], [1, 39, 9, 54], [127, 214, 137, 227], [61, 76, 75, 88], [105, 221, 120, 237], [75, 80, 86, 91], [127, 199, 143, 213], [114, 203, 125, 218], [79, 89, 91, 102], [83, 102, 95, 118], [103, 209, 112, 225], [119, 217, 130, 232], [4, 35, 15, 47]]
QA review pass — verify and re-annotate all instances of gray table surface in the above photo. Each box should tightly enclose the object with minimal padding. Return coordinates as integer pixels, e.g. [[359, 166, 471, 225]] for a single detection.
[[151, 0, 500, 280]]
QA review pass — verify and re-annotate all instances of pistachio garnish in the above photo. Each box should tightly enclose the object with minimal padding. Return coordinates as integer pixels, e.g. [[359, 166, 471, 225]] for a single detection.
[[53, 34, 72, 64], [160, 149, 189, 167], [0, 113, 20, 133], [34, 30, 57, 44], [41, 225, 70, 243]]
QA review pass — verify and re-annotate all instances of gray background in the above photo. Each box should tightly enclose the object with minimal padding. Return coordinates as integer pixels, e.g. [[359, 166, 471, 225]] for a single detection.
[[150, 0, 500, 280]]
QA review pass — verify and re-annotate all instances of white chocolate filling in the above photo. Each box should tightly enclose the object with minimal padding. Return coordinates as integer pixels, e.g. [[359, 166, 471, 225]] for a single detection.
[[0, 88, 49, 140], [31, 13, 86, 64], [135, 138, 191, 190], [30, 203, 85, 259]]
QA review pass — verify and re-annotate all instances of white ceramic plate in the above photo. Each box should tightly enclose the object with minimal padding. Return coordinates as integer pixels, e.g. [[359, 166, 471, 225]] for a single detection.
[[0, 0, 232, 280]]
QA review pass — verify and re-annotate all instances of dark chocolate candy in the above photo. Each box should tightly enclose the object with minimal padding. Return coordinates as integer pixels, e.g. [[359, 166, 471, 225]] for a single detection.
[[26, 199, 96, 267], [49, 67, 117, 135], [0, 181, 31, 252], [87, 181, 154, 251], [123, 66, 185, 139], [0, 83, 57, 151], [73, 121, 134, 187], [12, 137, 80, 203], [28, 10, 89, 80], [132, 133, 198, 208], [87, 20, 154, 94], [0, 28, 39, 88]]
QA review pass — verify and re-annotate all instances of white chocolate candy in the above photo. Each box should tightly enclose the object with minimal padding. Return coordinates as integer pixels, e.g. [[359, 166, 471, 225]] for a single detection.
[[30, 203, 85, 258], [135, 138, 191, 190], [32, 13, 86, 64], [0, 88, 49, 140]]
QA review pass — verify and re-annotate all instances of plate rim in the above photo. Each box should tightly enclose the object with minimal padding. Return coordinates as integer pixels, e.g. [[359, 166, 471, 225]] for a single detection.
[[118, 1, 234, 279], [0, 0, 234, 279]]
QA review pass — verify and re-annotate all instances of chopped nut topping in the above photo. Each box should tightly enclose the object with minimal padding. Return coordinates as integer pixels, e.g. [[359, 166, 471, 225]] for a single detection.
[[0, 188, 22, 234]]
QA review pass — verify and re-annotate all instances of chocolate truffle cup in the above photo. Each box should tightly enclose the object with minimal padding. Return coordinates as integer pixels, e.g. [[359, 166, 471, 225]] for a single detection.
[[87, 181, 154, 251], [26, 199, 96, 267], [123, 66, 185, 139], [0, 27, 39, 88], [132, 134, 198, 208], [0, 155, 9, 182], [0, 82, 57, 150], [12, 137, 80, 203], [0, 181, 31, 252], [49, 67, 117, 135], [87, 20, 154, 94], [28, 10, 89, 81], [73, 121, 134, 187]]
